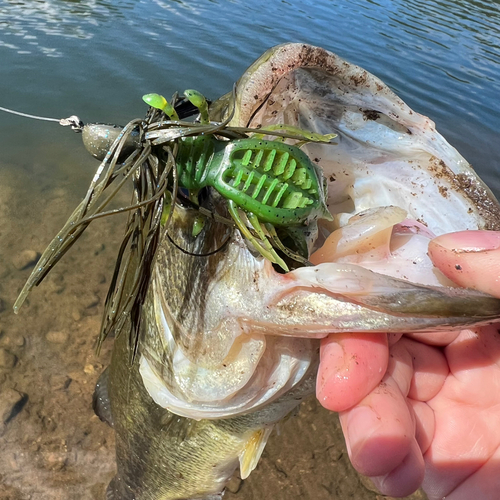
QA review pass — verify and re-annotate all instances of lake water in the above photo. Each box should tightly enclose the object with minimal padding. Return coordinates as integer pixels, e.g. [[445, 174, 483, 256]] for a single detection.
[[1, 0, 499, 499], [1, 0, 499, 195]]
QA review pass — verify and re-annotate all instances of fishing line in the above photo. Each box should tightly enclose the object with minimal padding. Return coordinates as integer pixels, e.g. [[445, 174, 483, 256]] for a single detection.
[[0, 93, 205, 130], [167, 233, 231, 257], [0, 105, 84, 130], [0, 105, 61, 122]]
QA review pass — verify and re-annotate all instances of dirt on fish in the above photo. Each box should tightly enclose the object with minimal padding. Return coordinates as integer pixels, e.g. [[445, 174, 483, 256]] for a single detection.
[[0, 166, 426, 500]]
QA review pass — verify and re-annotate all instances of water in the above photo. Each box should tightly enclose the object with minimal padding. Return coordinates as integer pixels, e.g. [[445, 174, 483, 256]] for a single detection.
[[1, 0, 499, 194], [1, 1, 499, 498]]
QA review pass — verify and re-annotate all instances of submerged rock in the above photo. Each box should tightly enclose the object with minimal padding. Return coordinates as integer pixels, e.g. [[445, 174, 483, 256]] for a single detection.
[[12, 249, 40, 270], [45, 331, 69, 344], [0, 388, 27, 431], [0, 348, 17, 369]]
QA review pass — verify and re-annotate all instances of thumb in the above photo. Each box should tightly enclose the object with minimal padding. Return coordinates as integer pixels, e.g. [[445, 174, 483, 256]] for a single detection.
[[428, 230, 500, 298]]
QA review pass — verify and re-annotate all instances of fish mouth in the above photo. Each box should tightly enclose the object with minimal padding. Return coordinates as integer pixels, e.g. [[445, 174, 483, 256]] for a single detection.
[[221, 42, 500, 301], [225, 43, 500, 235], [218, 43, 500, 310], [140, 44, 500, 420]]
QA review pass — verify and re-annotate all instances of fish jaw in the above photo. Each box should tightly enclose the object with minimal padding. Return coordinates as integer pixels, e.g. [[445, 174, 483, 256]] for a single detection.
[[252, 263, 500, 332], [139, 202, 500, 423]]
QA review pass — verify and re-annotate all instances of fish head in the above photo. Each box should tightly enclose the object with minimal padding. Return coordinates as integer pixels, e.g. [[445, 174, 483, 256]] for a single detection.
[[142, 44, 500, 421]]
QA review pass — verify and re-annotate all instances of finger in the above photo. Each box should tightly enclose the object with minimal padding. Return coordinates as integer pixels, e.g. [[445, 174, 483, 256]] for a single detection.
[[370, 438, 425, 498], [316, 332, 388, 412], [404, 338, 448, 401], [405, 330, 461, 346], [339, 344, 418, 479], [409, 399, 435, 454], [339, 375, 417, 480], [428, 230, 500, 298], [388, 338, 447, 402], [396, 338, 443, 452], [445, 325, 500, 376]]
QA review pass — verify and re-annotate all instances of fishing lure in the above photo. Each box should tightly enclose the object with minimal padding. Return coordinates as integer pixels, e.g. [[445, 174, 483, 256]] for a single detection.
[[142, 90, 333, 270], [14, 88, 336, 357]]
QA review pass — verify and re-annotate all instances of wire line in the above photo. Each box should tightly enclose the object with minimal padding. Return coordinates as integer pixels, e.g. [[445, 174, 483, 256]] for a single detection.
[[0, 105, 61, 123]]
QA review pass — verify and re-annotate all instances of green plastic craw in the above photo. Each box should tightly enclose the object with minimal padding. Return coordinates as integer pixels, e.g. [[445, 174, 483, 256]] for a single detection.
[[172, 136, 331, 270], [203, 138, 331, 226], [142, 89, 333, 270]]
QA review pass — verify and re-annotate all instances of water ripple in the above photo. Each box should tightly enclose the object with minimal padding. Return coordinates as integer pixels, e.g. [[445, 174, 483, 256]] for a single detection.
[[0, 0, 135, 56]]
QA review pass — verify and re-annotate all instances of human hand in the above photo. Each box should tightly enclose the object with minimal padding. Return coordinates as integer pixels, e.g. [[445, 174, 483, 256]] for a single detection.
[[316, 230, 500, 499]]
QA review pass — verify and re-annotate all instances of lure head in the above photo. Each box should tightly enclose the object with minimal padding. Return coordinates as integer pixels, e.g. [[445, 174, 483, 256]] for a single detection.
[[206, 138, 332, 227]]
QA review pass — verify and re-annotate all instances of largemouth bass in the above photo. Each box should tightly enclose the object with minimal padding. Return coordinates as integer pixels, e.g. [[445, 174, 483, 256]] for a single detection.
[[15, 43, 500, 499]]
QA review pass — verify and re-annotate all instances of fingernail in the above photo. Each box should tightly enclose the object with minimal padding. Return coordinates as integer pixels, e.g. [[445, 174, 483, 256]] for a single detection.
[[431, 230, 500, 252]]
